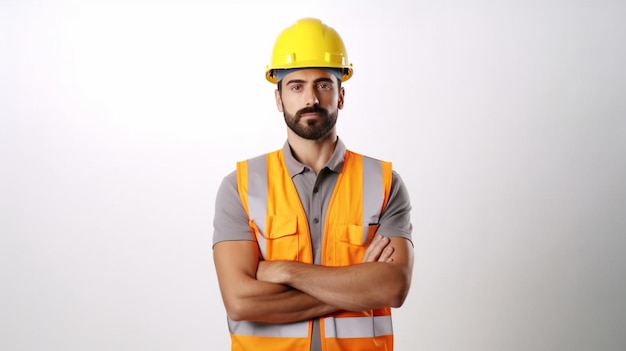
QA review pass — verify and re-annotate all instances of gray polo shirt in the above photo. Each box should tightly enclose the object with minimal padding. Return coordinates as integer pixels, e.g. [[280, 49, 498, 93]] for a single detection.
[[212, 137, 413, 351]]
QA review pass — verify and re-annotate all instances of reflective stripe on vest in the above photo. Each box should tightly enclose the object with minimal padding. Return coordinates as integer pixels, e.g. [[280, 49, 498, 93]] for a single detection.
[[233, 148, 394, 351], [237, 154, 270, 258], [228, 318, 309, 337], [323, 315, 393, 338]]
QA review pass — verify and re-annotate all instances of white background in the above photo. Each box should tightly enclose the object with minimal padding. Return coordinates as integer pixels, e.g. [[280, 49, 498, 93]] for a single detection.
[[1, 0, 625, 350]]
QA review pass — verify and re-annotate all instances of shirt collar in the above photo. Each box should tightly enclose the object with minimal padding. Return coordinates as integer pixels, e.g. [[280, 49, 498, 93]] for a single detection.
[[282, 136, 347, 178]]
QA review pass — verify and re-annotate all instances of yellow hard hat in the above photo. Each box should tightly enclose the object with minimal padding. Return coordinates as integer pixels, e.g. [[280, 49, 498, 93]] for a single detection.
[[266, 18, 353, 84]]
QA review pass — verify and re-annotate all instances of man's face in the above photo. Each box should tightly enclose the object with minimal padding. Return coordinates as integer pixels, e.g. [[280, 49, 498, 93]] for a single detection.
[[275, 68, 344, 140]]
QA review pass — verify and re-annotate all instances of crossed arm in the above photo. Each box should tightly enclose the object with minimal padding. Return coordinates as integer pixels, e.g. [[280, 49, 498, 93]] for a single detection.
[[213, 235, 413, 323]]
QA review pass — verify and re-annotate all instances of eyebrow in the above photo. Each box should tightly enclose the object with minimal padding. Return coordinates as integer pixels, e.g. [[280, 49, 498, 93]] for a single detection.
[[285, 77, 335, 86]]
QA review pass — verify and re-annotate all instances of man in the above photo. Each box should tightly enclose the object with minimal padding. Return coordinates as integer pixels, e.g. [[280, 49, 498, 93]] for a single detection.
[[212, 17, 414, 351]]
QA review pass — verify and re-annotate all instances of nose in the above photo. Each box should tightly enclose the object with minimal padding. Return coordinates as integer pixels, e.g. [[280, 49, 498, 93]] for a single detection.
[[304, 87, 319, 106]]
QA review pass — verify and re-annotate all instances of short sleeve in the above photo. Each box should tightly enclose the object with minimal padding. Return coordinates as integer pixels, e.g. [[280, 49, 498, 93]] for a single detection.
[[377, 171, 413, 246], [212, 170, 256, 247]]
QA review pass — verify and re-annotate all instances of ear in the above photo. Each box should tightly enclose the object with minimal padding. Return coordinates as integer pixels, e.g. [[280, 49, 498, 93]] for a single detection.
[[275, 89, 284, 112], [338, 87, 345, 110]]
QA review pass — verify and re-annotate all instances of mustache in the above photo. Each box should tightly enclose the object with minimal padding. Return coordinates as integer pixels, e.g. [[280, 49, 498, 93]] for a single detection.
[[295, 105, 328, 118]]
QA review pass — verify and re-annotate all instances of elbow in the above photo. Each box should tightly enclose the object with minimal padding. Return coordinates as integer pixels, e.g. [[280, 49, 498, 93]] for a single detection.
[[226, 310, 244, 322], [388, 286, 409, 308], [224, 299, 251, 322], [389, 290, 409, 308], [387, 273, 411, 308]]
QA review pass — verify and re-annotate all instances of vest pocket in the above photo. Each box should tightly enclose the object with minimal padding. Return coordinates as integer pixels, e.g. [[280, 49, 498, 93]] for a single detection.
[[335, 224, 368, 265], [265, 215, 297, 239], [261, 215, 298, 260]]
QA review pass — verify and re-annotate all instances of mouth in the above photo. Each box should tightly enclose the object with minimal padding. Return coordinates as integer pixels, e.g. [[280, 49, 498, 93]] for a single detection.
[[300, 112, 322, 119]]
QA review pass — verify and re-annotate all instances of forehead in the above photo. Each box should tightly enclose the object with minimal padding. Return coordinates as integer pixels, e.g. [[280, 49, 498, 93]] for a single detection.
[[282, 68, 338, 83]]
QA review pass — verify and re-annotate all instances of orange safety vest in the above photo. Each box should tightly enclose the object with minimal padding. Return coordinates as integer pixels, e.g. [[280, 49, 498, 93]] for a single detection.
[[231, 148, 394, 351]]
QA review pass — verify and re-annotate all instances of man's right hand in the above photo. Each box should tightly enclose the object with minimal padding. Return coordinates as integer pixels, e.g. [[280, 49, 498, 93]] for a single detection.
[[361, 235, 395, 263]]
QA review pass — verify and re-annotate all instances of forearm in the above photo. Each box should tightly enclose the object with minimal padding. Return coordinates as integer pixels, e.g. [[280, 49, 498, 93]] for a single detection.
[[225, 279, 339, 323], [256, 237, 414, 312], [214, 240, 340, 324], [277, 261, 410, 311]]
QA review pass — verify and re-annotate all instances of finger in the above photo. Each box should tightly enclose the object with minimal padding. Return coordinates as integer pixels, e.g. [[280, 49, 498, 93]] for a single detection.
[[361, 235, 381, 262], [361, 235, 380, 262], [362, 235, 389, 263], [378, 245, 395, 262]]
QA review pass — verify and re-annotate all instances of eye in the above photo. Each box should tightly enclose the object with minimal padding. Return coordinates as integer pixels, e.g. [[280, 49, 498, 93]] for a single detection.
[[289, 85, 301, 92], [317, 83, 331, 90]]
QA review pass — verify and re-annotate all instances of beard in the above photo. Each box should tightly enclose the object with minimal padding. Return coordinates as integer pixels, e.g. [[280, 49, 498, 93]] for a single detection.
[[283, 105, 338, 140]]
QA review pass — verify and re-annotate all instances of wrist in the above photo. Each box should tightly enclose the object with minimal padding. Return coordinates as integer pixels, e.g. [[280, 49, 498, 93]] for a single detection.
[[277, 261, 295, 285]]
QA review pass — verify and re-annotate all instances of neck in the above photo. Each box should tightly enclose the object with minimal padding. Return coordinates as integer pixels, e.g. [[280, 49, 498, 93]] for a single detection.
[[287, 130, 337, 174]]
